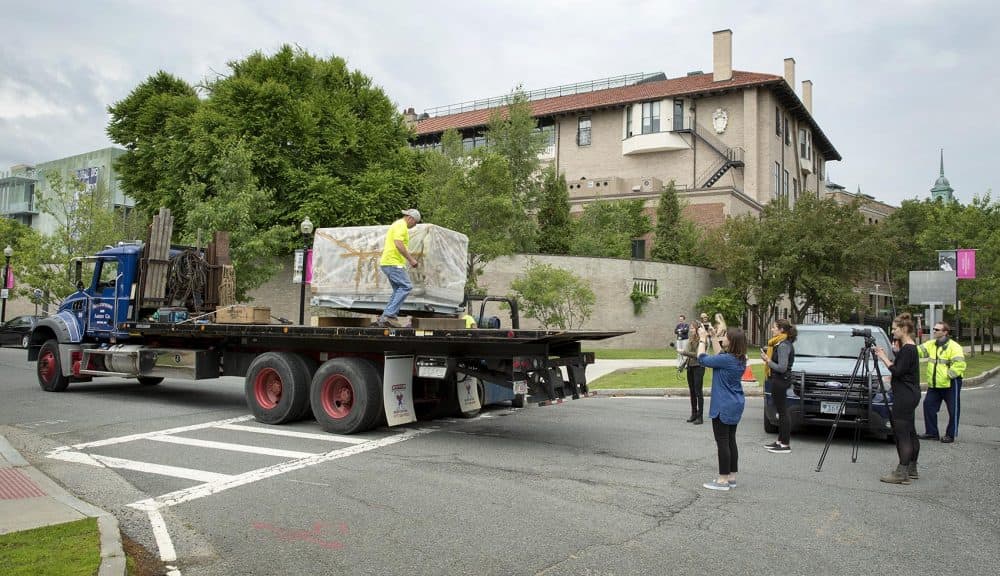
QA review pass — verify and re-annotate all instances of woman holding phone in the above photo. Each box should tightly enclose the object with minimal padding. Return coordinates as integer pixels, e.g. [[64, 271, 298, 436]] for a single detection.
[[762, 319, 797, 453], [697, 323, 748, 491]]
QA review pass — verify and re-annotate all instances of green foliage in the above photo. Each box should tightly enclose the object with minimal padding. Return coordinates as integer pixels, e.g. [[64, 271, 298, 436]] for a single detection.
[[695, 288, 746, 325], [107, 46, 419, 240], [508, 261, 595, 329], [629, 283, 657, 315], [536, 166, 573, 254], [651, 180, 682, 261], [708, 193, 887, 323], [570, 200, 651, 258], [178, 140, 290, 300], [419, 91, 545, 291]]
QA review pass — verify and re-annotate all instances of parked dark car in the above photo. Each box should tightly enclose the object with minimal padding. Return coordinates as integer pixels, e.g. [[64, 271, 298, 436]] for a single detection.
[[764, 324, 896, 439], [0, 315, 44, 348]]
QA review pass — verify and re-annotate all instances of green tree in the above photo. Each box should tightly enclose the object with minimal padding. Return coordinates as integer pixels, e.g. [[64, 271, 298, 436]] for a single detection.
[[179, 140, 290, 300], [570, 200, 651, 258], [695, 288, 746, 327], [536, 166, 572, 254], [508, 261, 595, 329], [651, 180, 682, 261], [108, 46, 419, 237]]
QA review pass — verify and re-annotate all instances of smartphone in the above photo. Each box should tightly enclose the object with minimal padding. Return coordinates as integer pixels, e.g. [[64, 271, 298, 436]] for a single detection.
[[760, 347, 767, 356]]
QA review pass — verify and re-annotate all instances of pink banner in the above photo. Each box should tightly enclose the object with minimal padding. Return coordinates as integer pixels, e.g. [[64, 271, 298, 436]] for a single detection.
[[957, 249, 976, 279], [4, 267, 12, 290], [305, 249, 313, 284]]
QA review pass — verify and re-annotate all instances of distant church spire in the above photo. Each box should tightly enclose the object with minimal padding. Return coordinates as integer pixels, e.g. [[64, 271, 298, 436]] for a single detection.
[[930, 148, 955, 202]]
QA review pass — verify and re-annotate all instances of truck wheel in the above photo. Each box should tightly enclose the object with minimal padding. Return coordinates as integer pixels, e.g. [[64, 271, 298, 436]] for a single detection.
[[310, 358, 382, 435], [245, 352, 311, 425], [37, 340, 70, 392], [137, 377, 164, 386]]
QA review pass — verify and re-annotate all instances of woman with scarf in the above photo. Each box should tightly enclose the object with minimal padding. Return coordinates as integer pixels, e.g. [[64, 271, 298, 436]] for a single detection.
[[677, 326, 705, 424], [697, 323, 748, 491], [761, 319, 797, 454]]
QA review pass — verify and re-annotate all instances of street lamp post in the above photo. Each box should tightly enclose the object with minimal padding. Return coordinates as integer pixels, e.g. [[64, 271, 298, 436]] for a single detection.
[[1, 245, 12, 324], [298, 217, 314, 325]]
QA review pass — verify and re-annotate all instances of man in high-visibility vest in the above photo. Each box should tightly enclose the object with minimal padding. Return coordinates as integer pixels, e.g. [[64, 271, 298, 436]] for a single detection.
[[917, 321, 966, 443]]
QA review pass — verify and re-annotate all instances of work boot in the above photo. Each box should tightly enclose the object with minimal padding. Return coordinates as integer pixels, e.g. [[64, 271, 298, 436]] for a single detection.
[[880, 464, 911, 485], [907, 462, 919, 480], [686, 414, 698, 423]]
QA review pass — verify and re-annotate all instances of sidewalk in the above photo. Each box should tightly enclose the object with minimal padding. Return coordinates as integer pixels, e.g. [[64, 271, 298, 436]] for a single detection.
[[0, 434, 125, 576]]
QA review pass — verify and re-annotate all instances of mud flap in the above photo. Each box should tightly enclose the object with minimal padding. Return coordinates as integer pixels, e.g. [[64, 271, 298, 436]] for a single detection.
[[456, 373, 482, 413], [383, 355, 416, 426]]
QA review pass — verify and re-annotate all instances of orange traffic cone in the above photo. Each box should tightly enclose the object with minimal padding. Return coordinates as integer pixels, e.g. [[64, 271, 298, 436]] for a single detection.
[[741, 365, 758, 387]]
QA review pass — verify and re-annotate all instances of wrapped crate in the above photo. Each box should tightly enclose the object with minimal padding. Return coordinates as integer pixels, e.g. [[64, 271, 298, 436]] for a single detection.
[[310, 224, 468, 315]]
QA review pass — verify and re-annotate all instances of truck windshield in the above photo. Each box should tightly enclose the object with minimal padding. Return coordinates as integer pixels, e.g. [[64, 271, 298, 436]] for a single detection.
[[795, 329, 892, 358]]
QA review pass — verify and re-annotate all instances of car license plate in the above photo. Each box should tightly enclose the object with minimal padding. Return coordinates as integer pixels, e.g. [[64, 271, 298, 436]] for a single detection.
[[513, 380, 528, 395], [417, 366, 447, 379], [820, 401, 843, 415]]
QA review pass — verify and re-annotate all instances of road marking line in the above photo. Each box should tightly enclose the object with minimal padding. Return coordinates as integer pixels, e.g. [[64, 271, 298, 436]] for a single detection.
[[90, 455, 234, 483], [60, 415, 255, 449], [215, 423, 369, 444], [148, 435, 318, 459], [147, 507, 177, 562], [130, 427, 433, 510]]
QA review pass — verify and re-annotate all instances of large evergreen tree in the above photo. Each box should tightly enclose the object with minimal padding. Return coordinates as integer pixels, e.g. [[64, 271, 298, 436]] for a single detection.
[[536, 166, 572, 255]]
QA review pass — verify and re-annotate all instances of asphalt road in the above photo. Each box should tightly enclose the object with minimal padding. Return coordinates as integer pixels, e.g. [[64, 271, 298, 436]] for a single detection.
[[2, 346, 998, 576]]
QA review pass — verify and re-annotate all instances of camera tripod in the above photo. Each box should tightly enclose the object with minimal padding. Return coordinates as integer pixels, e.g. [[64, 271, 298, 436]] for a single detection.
[[815, 333, 896, 472]]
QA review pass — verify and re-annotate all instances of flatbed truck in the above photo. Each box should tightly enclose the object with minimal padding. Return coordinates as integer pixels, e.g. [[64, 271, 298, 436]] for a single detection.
[[27, 242, 626, 434]]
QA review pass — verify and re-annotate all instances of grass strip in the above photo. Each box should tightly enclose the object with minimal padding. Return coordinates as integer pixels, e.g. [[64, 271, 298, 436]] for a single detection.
[[0, 517, 101, 576]]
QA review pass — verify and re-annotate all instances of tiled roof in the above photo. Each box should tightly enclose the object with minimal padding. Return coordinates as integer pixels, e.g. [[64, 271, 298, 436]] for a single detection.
[[415, 70, 840, 161]]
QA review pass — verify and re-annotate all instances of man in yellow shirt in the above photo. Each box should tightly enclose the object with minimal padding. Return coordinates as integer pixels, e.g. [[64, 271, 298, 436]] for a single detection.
[[374, 209, 421, 328]]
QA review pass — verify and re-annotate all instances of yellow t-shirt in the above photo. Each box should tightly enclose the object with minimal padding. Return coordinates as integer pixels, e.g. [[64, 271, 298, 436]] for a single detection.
[[379, 218, 409, 266]]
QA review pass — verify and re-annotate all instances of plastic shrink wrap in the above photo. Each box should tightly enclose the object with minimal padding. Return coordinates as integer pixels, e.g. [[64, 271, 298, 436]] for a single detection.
[[310, 224, 469, 315]]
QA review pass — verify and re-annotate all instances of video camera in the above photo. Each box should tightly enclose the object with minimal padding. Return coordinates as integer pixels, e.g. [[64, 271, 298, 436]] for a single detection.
[[850, 328, 871, 338]]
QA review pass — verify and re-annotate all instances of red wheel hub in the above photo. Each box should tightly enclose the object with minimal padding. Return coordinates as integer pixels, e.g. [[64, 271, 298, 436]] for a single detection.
[[320, 375, 354, 419], [253, 367, 283, 409], [39, 350, 57, 384]]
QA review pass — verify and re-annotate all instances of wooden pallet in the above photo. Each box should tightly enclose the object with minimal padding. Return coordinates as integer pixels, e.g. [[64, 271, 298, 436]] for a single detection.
[[138, 207, 173, 310]]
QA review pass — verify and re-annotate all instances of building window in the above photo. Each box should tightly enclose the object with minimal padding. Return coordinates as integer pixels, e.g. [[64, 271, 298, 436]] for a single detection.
[[641, 101, 660, 134], [783, 169, 790, 196], [632, 277, 657, 294], [773, 162, 780, 198], [775, 106, 781, 136], [625, 106, 633, 137], [783, 116, 790, 146], [673, 99, 684, 131], [793, 178, 799, 201], [577, 116, 591, 146]]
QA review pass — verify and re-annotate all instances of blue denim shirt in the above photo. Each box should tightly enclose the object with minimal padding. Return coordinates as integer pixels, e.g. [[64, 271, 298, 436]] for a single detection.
[[699, 352, 746, 425]]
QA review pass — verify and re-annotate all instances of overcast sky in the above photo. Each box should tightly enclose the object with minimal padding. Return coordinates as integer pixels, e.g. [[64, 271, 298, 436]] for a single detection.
[[1, 0, 995, 206]]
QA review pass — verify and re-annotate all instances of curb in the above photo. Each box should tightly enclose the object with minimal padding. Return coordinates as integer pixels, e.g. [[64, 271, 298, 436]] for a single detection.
[[0, 435, 125, 576]]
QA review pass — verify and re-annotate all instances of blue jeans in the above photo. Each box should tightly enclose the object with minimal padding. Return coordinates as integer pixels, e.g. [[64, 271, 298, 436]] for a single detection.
[[380, 265, 412, 318]]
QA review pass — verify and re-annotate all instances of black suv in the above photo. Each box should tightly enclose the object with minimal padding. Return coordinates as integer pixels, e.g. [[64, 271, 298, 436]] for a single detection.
[[764, 324, 895, 438]]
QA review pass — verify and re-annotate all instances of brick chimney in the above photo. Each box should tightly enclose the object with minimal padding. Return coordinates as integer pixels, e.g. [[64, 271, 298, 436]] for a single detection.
[[784, 58, 795, 92], [802, 80, 813, 114], [713, 29, 733, 82], [402, 107, 418, 125]]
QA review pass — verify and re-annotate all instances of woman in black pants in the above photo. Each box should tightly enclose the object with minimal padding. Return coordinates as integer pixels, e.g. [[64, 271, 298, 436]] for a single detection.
[[761, 319, 796, 453], [678, 329, 705, 424], [875, 312, 921, 484]]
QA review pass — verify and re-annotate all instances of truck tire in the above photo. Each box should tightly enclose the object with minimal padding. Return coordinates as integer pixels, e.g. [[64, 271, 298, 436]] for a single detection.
[[137, 377, 164, 386], [311, 358, 383, 435], [245, 352, 311, 425], [37, 340, 70, 392]]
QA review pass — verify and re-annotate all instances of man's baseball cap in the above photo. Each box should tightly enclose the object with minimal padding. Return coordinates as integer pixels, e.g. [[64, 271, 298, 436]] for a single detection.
[[401, 209, 421, 222]]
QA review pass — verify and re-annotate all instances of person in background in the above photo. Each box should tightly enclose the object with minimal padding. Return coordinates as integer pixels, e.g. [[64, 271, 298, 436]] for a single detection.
[[697, 324, 748, 491], [875, 312, 921, 484], [762, 319, 797, 454], [917, 321, 966, 443], [674, 315, 691, 371], [374, 209, 421, 328], [698, 312, 712, 351], [712, 313, 728, 355], [677, 327, 705, 424]]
